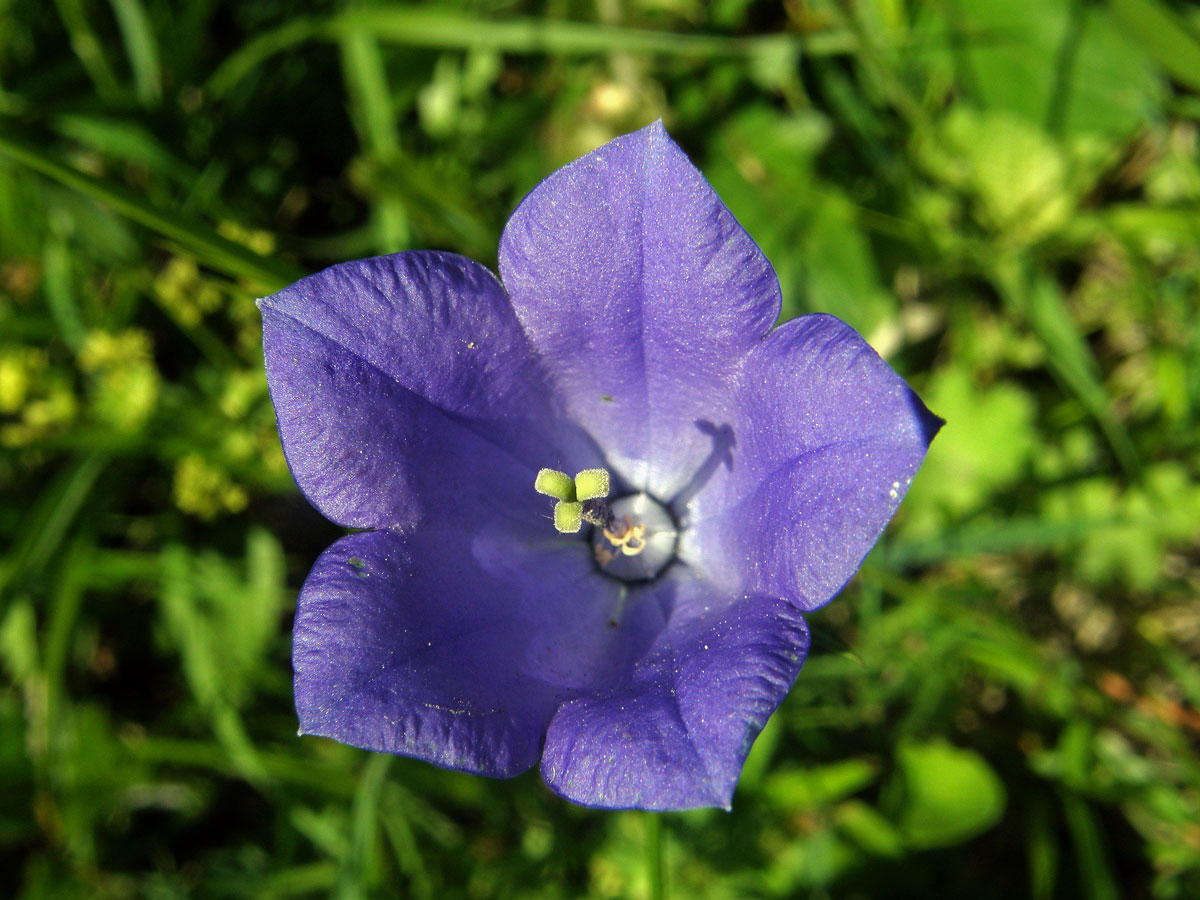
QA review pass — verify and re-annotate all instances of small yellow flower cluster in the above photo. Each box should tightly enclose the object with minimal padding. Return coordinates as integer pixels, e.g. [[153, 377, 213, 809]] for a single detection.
[[155, 257, 223, 328], [0, 346, 77, 447], [173, 453, 248, 520], [78, 329, 160, 431]]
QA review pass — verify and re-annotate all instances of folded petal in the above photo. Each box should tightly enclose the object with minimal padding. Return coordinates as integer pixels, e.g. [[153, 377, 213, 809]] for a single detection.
[[294, 526, 659, 777], [539, 576, 809, 811], [498, 122, 781, 498], [261, 251, 590, 529], [685, 314, 942, 609]]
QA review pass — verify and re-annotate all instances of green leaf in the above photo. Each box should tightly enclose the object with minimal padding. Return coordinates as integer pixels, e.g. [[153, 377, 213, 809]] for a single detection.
[[0, 696, 37, 844], [1027, 796, 1060, 900], [808, 622, 864, 664], [0, 453, 107, 596], [51, 0, 120, 100], [924, 108, 1072, 243], [0, 599, 39, 685], [889, 739, 1006, 849], [763, 758, 881, 811], [41, 234, 88, 351], [54, 114, 195, 183], [1109, 0, 1200, 93], [834, 800, 906, 859], [885, 514, 1125, 567], [707, 107, 898, 334], [919, 0, 1162, 137], [899, 365, 1036, 530]]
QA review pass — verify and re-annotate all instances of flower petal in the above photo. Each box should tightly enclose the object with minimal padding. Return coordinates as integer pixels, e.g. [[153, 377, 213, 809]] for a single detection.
[[498, 122, 781, 498], [539, 576, 809, 811], [295, 530, 550, 777], [684, 314, 942, 609], [294, 526, 658, 777], [260, 251, 589, 529]]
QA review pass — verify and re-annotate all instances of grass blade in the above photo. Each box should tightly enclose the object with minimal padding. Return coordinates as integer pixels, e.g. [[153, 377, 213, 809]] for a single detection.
[[107, 0, 162, 104], [0, 453, 107, 597], [209, 9, 853, 97], [52, 0, 120, 99], [339, 21, 410, 252], [0, 128, 303, 291], [41, 234, 88, 351]]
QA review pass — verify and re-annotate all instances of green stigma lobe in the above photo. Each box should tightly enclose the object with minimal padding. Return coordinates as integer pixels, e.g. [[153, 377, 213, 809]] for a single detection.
[[554, 501, 583, 533], [535, 468, 575, 501], [574, 468, 610, 501]]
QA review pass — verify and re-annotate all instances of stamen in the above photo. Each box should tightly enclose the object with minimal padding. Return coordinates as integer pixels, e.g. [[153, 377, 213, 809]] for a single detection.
[[621, 528, 647, 556], [581, 498, 614, 529], [591, 494, 678, 583], [601, 519, 648, 557]]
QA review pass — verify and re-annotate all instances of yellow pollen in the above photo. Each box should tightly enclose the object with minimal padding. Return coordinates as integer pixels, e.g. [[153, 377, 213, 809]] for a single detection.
[[602, 519, 648, 558]]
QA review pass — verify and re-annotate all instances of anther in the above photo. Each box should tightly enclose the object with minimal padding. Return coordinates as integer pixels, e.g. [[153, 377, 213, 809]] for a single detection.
[[621, 528, 647, 556], [591, 493, 678, 582], [601, 519, 648, 557]]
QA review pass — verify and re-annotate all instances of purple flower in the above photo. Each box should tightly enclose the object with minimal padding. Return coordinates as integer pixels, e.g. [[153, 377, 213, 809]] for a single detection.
[[260, 122, 940, 810]]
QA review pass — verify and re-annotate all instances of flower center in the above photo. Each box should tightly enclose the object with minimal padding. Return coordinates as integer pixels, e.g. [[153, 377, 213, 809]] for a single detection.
[[533, 467, 678, 583], [590, 493, 677, 583]]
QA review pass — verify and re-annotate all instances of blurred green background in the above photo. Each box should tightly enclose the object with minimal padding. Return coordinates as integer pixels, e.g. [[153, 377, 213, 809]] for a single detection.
[[2, 0, 1199, 897]]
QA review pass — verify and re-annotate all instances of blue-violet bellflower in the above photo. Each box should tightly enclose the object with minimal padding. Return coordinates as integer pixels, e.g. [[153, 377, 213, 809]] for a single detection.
[[259, 122, 942, 810]]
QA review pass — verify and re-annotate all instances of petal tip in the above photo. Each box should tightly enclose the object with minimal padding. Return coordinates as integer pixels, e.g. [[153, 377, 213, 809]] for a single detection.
[[644, 118, 669, 138], [910, 392, 946, 448]]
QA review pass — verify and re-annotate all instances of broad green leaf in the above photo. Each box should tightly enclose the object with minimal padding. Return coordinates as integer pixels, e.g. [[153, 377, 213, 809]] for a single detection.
[[917, 0, 1162, 136], [889, 739, 1006, 849], [923, 108, 1071, 244], [1109, 0, 1200, 94], [900, 366, 1036, 530], [708, 107, 898, 334]]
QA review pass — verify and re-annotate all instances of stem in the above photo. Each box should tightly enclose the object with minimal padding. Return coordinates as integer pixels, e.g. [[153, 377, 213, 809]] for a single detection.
[[646, 813, 666, 900]]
